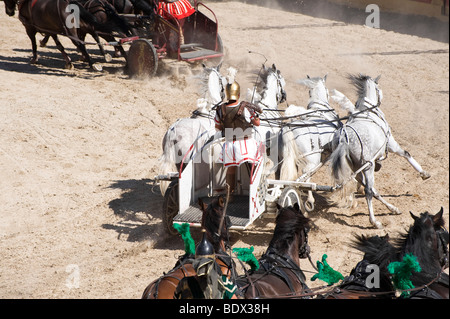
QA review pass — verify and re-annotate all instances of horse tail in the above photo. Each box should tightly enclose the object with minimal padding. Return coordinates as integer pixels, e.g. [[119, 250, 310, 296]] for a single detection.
[[329, 132, 355, 207], [159, 124, 179, 196], [280, 129, 305, 181]]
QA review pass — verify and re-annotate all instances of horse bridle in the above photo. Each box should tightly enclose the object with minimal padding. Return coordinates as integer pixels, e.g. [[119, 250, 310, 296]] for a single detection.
[[436, 225, 449, 269], [298, 226, 310, 259]]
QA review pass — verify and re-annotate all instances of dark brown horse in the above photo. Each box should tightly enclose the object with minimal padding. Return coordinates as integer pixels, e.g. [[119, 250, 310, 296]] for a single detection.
[[326, 207, 449, 299], [141, 196, 236, 299], [2, 0, 16, 16], [236, 204, 312, 299], [40, 0, 132, 61], [17, 0, 110, 70]]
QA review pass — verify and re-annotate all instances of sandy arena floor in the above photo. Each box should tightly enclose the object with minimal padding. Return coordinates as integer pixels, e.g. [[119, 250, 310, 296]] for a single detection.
[[0, 0, 448, 298]]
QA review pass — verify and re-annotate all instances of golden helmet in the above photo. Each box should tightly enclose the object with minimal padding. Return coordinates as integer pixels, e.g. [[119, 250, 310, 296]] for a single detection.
[[226, 81, 240, 101]]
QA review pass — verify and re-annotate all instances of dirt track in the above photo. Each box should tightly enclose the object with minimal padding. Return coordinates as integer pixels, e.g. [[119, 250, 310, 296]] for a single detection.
[[0, 1, 448, 298]]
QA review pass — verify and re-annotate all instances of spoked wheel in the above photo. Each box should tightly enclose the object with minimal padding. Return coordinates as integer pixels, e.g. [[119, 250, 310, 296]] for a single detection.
[[126, 39, 158, 79], [162, 180, 179, 236]]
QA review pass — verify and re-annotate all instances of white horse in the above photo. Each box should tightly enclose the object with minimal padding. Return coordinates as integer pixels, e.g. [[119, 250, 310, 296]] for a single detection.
[[329, 74, 430, 229], [159, 64, 229, 195], [279, 75, 341, 212], [247, 64, 287, 166]]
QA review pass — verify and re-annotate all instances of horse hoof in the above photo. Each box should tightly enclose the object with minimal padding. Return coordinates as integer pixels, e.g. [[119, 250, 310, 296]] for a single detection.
[[104, 53, 113, 63], [39, 40, 47, 48], [420, 172, 431, 180], [30, 57, 38, 64], [65, 63, 74, 70], [372, 221, 383, 229], [92, 64, 103, 72]]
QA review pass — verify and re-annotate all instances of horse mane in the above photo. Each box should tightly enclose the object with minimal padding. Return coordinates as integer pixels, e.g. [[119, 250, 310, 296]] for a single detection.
[[352, 210, 446, 287], [196, 66, 217, 97], [268, 205, 310, 254], [351, 234, 396, 272], [347, 73, 372, 97], [248, 66, 271, 94]]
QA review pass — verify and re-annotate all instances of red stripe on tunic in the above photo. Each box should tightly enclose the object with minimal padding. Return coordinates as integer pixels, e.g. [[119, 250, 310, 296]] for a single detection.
[[158, 0, 195, 19]]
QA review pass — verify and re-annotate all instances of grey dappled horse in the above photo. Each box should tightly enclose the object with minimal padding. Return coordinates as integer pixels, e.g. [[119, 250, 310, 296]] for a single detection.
[[330, 74, 430, 229]]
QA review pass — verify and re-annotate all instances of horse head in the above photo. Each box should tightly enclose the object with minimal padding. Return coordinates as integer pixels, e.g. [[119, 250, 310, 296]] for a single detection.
[[408, 207, 449, 270], [200, 63, 226, 109], [270, 203, 311, 261], [297, 74, 330, 109], [348, 73, 383, 111], [3, 0, 16, 16], [256, 64, 287, 108], [199, 196, 230, 253]]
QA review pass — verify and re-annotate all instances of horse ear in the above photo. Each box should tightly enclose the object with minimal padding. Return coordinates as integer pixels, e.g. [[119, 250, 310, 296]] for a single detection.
[[432, 207, 444, 225], [306, 75, 310, 79], [410, 211, 419, 221], [198, 198, 208, 211], [218, 196, 225, 208], [374, 75, 381, 84], [216, 62, 222, 71], [323, 74, 328, 82], [272, 63, 277, 71], [202, 63, 206, 69], [293, 202, 300, 212]]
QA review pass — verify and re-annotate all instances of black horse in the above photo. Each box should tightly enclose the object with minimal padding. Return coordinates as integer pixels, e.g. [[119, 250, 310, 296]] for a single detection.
[[236, 204, 312, 299], [17, 0, 110, 70], [3, 0, 16, 16], [77, 0, 132, 57], [39, 0, 133, 61], [326, 207, 449, 299]]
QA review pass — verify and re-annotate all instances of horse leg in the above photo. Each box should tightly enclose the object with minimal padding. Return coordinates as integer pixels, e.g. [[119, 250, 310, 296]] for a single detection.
[[71, 39, 102, 72], [25, 27, 38, 64], [361, 165, 401, 229], [372, 186, 401, 215], [51, 35, 74, 69], [387, 135, 431, 180], [40, 34, 50, 47], [360, 168, 383, 229], [92, 33, 112, 63]]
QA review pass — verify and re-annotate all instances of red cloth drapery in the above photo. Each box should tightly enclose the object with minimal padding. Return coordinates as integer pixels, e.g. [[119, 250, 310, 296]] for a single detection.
[[158, 0, 195, 20]]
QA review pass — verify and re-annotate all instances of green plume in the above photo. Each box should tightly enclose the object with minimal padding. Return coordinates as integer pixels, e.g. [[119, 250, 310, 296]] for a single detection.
[[311, 254, 344, 285], [388, 253, 421, 298], [233, 246, 259, 271], [173, 223, 195, 256]]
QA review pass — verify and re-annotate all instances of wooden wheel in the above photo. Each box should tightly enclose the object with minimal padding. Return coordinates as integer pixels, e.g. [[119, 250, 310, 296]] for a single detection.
[[162, 180, 179, 236], [126, 39, 158, 79]]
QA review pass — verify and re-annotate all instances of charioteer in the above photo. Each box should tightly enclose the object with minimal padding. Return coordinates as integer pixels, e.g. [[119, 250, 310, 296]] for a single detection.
[[214, 81, 263, 196]]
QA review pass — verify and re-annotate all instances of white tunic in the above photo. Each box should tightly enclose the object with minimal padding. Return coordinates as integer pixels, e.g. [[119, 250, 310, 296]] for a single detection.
[[214, 102, 263, 167]]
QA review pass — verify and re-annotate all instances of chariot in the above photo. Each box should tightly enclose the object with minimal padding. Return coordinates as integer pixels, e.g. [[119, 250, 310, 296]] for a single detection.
[[121, 0, 224, 78], [156, 131, 335, 235]]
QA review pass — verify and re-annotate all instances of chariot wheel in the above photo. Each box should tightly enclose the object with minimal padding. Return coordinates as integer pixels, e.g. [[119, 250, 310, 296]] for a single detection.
[[278, 187, 303, 210], [162, 180, 179, 236], [126, 39, 158, 79]]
